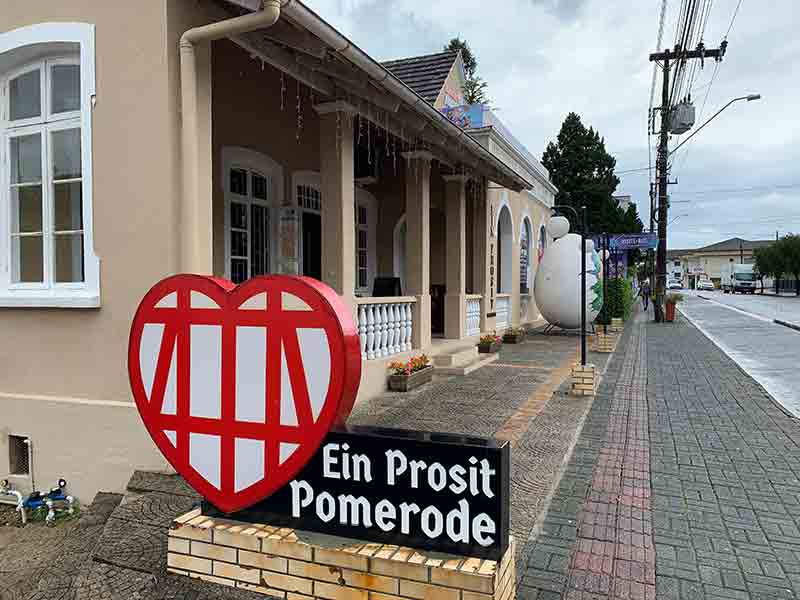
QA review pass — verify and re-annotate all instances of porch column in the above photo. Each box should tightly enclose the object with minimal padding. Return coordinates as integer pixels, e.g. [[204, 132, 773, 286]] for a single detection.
[[403, 151, 433, 350], [444, 175, 468, 339], [476, 181, 496, 333], [316, 102, 356, 302]]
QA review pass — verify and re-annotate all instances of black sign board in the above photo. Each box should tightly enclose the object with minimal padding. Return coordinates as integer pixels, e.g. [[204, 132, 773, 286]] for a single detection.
[[203, 425, 510, 560]]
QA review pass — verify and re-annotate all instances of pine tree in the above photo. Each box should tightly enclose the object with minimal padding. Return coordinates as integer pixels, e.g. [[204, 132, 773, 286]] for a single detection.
[[444, 38, 488, 105], [542, 113, 642, 235]]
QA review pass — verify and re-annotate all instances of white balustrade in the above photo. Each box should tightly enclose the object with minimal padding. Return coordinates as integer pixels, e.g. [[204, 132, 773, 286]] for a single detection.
[[496, 295, 510, 330], [465, 296, 482, 337], [357, 298, 416, 360]]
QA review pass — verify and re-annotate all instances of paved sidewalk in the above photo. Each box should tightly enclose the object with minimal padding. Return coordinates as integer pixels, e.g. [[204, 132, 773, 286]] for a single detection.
[[521, 311, 800, 600]]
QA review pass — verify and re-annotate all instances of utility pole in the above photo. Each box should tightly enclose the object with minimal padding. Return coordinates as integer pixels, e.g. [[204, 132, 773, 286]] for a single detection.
[[740, 240, 744, 263], [649, 42, 727, 322]]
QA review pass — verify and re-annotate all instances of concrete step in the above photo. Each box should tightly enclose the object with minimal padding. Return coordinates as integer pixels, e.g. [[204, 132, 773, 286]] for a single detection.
[[435, 352, 499, 376], [432, 345, 478, 368]]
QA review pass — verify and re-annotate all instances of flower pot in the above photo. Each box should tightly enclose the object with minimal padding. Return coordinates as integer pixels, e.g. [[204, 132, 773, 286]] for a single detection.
[[388, 366, 434, 392], [478, 341, 501, 354], [502, 332, 524, 344], [665, 302, 676, 322]]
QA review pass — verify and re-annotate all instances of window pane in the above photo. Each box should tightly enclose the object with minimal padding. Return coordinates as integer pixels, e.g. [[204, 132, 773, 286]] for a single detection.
[[358, 250, 367, 268], [52, 128, 82, 180], [51, 64, 81, 114], [251, 205, 268, 276], [231, 259, 248, 284], [358, 269, 367, 288], [55, 233, 84, 282], [357, 229, 367, 248], [252, 174, 267, 201], [11, 186, 43, 233], [54, 182, 83, 231], [230, 202, 247, 229], [12, 235, 44, 283], [10, 134, 42, 184], [230, 169, 248, 196], [231, 231, 248, 258], [9, 70, 41, 121], [358, 206, 368, 225]]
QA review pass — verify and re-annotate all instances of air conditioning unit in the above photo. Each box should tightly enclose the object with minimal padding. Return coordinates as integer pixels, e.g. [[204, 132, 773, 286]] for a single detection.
[[669, 101, 695, 135]]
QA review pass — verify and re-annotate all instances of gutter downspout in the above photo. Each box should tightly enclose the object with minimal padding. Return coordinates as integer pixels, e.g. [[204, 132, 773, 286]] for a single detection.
[[180, 1, 282, 273]]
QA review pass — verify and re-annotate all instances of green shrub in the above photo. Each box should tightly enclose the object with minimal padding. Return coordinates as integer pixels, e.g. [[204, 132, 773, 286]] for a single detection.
[[597, 277, 634, 324]]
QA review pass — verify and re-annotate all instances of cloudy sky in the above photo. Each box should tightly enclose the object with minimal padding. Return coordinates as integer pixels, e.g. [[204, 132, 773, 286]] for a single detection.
[[306, 0, 799, 249]]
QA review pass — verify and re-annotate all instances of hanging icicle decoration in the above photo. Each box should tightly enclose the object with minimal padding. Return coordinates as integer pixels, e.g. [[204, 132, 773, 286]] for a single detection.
[[280, 72, 286, 111], [296, 80, 303, 142], [367, 118, 372, 165]]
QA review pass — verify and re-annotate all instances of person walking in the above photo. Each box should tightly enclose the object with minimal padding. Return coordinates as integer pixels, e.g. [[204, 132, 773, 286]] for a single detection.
[[640, 279, 651, 311]]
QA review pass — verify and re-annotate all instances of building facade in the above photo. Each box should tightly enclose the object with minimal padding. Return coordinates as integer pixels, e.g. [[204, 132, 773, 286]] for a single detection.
[[671, 238, 773, 288], [0, 0, 556, 500]]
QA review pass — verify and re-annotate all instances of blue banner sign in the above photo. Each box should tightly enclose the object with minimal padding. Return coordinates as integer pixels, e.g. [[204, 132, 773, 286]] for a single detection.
[[610, 233, 658, 250]]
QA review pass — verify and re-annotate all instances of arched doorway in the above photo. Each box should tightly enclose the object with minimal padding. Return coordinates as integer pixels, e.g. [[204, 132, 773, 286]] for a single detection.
[[496, 205, 513, 294]]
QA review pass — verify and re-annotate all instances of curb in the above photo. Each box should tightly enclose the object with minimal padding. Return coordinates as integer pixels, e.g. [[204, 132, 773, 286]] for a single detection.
[[774, 319, 800, 333]]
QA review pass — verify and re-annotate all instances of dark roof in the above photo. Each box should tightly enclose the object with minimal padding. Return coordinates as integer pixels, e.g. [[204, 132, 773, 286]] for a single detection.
[[696, 237, 774, 253], [381, 50, 459, 104], [667, 249, 691, 259]]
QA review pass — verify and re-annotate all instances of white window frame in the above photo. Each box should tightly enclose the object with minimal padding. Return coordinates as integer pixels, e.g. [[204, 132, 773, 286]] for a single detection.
[[222, 147, 283, 282], [355, 187, 376, 296], [293, 170, 322, 280], [0, 23, 98, 307]]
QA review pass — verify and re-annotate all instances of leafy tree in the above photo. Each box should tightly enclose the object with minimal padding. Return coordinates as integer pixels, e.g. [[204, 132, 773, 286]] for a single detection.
[[779, 234, 800, 295], [542, 113, 643, 236], [445, 38, 488, 105], [753, 246, 773, 294]]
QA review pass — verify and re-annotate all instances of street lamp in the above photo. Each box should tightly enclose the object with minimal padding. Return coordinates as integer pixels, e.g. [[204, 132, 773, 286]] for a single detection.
[[551, 205, 589, 366], [670, 94, 761, 155]]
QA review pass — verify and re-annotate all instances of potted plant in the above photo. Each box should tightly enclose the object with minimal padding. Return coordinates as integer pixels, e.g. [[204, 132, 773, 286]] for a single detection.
[[502, 327, 525, 344], [387, 354, 433, 392], [665, 292, 683, 322], [478, 333, 502, 354]]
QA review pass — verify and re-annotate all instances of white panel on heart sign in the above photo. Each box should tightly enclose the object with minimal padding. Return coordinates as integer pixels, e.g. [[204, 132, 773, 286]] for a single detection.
[[140, 323, 165, 401], [235, 326, 267, 423], [164, 430, 176, 447], [191, 291, 219, 308], [190, 325, 222, 419], [240, 292, 267, 310], [235, 438, 264, 492], [280, 442, 299, 465], [280, 344, 299, 426], [190, 433, 220, 489], [297, 328, 330, 422], [155, 292, 177, 308], [282, 292, 312, 311], [162, 343, 177, 415]]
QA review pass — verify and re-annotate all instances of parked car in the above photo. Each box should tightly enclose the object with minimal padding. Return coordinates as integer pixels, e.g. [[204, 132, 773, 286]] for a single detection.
[[667, 279, 683, 290], [697, 279, 715, 291]]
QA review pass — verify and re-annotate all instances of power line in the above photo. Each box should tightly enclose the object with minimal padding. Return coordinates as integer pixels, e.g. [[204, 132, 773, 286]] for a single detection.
[[725, 0, 744, 39], [669, 182, 800, 196]]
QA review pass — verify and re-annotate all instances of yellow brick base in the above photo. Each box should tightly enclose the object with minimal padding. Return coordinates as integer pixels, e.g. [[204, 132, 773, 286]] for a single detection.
[[609, 317, 624, 333], [590, 332, 617, 354], [571, 363, 598, 396], [167, 509, 517, 600]]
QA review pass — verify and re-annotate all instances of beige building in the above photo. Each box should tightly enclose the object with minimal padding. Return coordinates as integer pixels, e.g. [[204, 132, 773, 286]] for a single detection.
[[672, 237, 773, 288], [0, 0, 556, 501]]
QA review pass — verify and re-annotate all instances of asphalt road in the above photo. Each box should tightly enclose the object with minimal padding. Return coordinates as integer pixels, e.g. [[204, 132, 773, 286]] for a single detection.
[[694, 288, 800, 325], [678, 291, 800, 417]]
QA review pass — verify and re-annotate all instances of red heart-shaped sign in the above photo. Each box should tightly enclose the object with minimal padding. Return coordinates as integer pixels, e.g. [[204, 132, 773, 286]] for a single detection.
[[128, 274, 361, 513]]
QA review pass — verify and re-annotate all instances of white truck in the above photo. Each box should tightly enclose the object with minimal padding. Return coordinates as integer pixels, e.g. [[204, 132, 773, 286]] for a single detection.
[[721, 263, 756, 294]]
